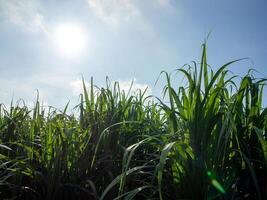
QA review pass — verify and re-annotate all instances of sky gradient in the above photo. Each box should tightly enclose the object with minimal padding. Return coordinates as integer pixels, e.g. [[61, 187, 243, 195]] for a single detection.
[[0, 0, 266, 108]]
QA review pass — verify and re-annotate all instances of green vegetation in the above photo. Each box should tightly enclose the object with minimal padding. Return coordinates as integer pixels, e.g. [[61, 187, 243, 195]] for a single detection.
[[0, 43, 266, 199]]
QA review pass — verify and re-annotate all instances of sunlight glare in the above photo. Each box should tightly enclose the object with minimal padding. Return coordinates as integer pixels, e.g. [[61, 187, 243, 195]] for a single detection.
[[53, 23, 87, 57]]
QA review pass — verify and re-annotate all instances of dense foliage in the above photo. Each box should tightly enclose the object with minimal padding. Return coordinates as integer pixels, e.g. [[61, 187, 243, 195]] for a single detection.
[[0, 44, 266, 199]]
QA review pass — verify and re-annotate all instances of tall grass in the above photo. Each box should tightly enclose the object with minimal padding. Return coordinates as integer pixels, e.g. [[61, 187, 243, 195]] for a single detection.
[[0, 43, 266, 200]]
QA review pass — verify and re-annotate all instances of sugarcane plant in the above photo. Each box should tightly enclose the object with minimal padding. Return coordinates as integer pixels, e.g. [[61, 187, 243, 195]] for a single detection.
[[0, 43, 266, 200]]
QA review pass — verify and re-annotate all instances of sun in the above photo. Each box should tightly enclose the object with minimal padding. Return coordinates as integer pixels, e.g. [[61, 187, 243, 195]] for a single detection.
[[53, 23, 87, 57]]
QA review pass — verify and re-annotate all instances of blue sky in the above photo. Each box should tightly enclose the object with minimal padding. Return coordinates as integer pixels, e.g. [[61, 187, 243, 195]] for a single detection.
[[0, 0, 266, 108]]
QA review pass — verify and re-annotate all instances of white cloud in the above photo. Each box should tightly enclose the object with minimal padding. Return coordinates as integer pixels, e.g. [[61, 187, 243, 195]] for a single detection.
[[87, 0, 173, 28], [0, 0, 46, 33], [87, 0, 141, 27], [154, 0, 172, 7], [69, 79, 90, 96], [69, 78, 151, 97], [116, 79, 152, 97]]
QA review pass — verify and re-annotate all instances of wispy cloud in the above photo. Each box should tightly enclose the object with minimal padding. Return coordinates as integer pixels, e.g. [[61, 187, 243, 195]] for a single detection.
[[0, 0, 46, 33], [87, 0, 173, 28], [87, 0, 140, 27], [154, 0, 172, 8]]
